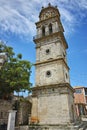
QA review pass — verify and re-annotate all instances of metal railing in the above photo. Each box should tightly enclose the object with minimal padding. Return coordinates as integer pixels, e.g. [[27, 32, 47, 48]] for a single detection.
[[33, 28, 60, 40]]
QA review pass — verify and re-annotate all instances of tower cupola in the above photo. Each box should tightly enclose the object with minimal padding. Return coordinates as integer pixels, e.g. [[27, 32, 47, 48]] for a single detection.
[[33, 3, 67, 49]]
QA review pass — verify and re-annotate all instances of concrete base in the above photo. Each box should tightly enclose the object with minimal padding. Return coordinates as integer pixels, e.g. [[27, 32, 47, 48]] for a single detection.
[[29, 121, 87, 130], [15, 125, 29, 130], [29, 124, 75, 130], [31, 83, 76, 125]]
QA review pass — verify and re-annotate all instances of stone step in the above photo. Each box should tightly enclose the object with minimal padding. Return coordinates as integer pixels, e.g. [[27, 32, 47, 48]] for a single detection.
[[18, 121, 87, 130], [74, 121, 87, 130]]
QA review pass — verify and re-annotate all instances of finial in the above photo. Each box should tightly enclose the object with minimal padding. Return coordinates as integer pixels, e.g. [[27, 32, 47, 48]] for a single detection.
[[42, 6, 44, 9], [48, 3, 51, 6], [55, 5, 57, 8]]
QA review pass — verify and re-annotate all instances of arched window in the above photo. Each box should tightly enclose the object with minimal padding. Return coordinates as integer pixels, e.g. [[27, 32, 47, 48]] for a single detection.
[[49, 23, 52, 34], [42, 26, 45, 36]]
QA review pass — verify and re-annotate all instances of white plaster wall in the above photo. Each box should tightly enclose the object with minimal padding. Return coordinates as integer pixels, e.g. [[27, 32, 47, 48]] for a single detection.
[[35, 63, 64, 86], [39, 42, 62, 62], [68, 91, 77, 122], [38, 94, 70, 124], [63, 66, 70, 83], [36, 48, 40, 61]]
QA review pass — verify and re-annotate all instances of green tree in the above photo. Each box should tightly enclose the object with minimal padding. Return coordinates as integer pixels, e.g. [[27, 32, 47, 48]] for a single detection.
[[0, 41, 32, 99]]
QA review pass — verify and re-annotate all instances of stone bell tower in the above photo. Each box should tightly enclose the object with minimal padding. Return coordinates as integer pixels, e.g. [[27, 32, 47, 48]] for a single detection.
[[30, 3, 76, 130]]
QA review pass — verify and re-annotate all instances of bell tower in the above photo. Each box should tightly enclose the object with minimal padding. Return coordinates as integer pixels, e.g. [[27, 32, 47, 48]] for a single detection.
[[30, 3, 76, 129], [34, 3, 70, 86]]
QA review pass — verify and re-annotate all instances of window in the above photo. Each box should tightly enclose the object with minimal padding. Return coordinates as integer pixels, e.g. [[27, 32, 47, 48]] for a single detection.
[[42, 26, 45, 36], [46, 71, 51, 77], [52, 88, 54, 91], [46, 49, 50, 54], [63, 52, 65, 58], [85, 97, 87, 103], [75, 89, 82, 94], [49, 23, 52, 34], [65, 73, 68, 79], [85, 89, 87, 95]]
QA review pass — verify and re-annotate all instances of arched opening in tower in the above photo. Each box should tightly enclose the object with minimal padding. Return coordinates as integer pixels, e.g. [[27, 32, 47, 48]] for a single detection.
[[42, 26, 45, 36], [49, 23, 52, 34]]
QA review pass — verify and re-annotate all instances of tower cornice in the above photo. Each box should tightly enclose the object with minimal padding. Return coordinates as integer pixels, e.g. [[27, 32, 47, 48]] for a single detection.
[[32, 83, 74, 93], [33, 31, 68, 49], [35, 15, 60, 26], [34, 57, 70, 70], [35, 15, 64, 32]]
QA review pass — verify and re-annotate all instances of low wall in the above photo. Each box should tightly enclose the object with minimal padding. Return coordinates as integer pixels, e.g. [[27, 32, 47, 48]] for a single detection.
[[19, 125, 29, 130], [0, 100, 13, 124]]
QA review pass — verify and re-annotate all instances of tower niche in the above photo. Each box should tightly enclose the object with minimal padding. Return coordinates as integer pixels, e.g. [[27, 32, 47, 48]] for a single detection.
[[30, 3, 77, 130]]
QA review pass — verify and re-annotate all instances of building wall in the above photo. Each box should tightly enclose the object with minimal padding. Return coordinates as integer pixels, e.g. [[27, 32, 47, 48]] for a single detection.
[[74, 87, 85, 104], [17, 100, 32, 125], [31, 84, 75, 125], [36, 41, 65, 62], [36, 62, 64, 86], [0, 100, 13, 125], [85, 96, 87, 104], [74, 87, 87, 116], [74, 93, 85, 104], [35, 61, 69, 86], [0, 98, 32, 127], [37, 94, 70, 124]]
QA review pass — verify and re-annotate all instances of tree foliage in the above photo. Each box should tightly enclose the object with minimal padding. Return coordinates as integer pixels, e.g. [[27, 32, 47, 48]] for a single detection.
[[0, 41, 32, 99]]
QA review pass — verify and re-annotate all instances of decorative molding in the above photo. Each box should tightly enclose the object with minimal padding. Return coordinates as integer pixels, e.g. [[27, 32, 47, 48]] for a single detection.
[[34, 57, 70, 70], [32, 83, 74, 97]]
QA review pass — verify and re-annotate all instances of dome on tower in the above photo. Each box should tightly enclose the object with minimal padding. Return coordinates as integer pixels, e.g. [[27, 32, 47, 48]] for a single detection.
[[39, 3, 60, 21]]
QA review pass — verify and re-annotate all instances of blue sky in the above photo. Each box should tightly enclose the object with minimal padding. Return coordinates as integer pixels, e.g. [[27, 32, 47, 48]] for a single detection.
[[0, 0, 87, 88]]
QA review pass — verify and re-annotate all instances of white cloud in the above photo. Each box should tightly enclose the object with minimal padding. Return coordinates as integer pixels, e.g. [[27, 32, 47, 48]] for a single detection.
[[76, 0, 87, 9], [0, 0, 87, 39]]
